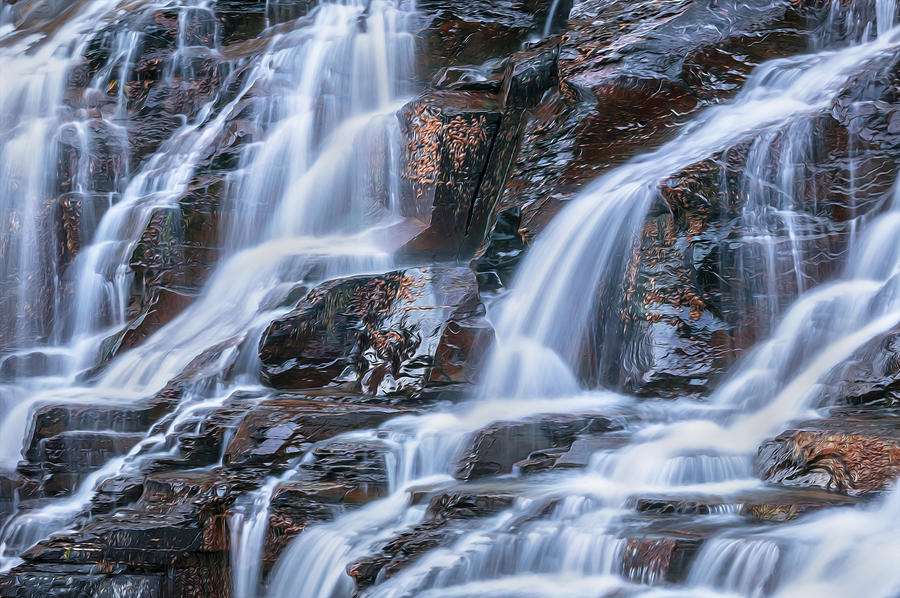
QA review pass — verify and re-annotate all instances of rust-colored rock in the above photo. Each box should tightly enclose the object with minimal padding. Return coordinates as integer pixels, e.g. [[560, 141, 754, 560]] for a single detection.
[[756, 409, 900, 495]]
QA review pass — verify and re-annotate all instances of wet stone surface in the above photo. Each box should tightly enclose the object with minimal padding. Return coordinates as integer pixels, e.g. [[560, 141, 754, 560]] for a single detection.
[[258, 267, 494, 396]]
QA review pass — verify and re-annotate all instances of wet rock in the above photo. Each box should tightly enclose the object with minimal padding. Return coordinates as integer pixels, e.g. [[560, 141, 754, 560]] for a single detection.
[[0, 350, 67, 379], [828, 328, 900, 407], [397, 92, 502, 259], [223, 399, 410, 468], [455, 414, 623, 480], [53, 192, 114, 266], [756, 408, 900, 495], [4, 468, 234, 597], [32, 431, 144, 496], [415, 0, 563, 79], [628, 486, 860, 522], [0, 568, 164, 598], [620, 536, 700, 585], [14, 391, 182, 504], [56, 118, 129, 196], [401, 38, 561, 261], [216, 0, 281, 44], [258, 266, 493, 395], [22, 402, 169, 463], [738, 487, 861, 522], [432, 61, 505, 93]]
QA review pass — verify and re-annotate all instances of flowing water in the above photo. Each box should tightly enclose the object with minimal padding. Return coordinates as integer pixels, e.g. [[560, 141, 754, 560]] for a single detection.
[[0, 0, 417, 571], [261, 2, 900, 597], [1, 0, 900, 595]]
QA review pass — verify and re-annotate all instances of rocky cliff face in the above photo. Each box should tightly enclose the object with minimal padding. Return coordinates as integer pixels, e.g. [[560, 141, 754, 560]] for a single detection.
[[2, 0, 900, 595]]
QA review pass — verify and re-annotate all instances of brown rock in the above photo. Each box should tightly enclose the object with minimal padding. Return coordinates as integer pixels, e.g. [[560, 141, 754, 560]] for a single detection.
[[756, 408, 900, 495]]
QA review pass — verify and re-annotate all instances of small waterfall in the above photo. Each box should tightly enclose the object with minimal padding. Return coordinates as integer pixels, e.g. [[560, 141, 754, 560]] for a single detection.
[[0, 384, 246, 570], [0, 0, 122, 355], [480, 25, 900, 399], [262, 410, 478, 598], [230, 467, 297, 598], [93, 0, 416, 393], [688, 537, 784, 597]]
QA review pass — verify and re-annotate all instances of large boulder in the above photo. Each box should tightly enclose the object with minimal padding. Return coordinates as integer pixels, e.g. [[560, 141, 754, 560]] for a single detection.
[[397, 92, 502, 259], [258, 266, 494, 395]]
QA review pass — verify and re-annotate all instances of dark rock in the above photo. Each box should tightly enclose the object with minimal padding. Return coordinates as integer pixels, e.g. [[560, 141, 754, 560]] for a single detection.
[[738, 487, 861, 522], [415, 0, 562, 80], [401, 38, 561, 261], [258, 266, 493, 394], [828, 328, 900, 407], [629, 486, 860, 521], [620, 536, 700, 585], [397, 92, 502, 259], [34, 431, 144, 496], [500, 42, 559, 110], [455, 414, 623, 480], [223, 399, 410, 468], [0, 568, 164, 598], [53, 192, 113, 267], [22, 402, 169, 463]]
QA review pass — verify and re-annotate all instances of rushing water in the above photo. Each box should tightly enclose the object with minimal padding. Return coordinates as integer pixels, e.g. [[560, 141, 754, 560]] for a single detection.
[[1, 0, 900, 595], [0, 0, 417, 572], [263, 4, 900, 598]]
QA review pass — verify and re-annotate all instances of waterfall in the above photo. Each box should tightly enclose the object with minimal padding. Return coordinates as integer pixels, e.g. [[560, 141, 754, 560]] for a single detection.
[[257, 4, 900, 598], [0, 0, 418, 572], [0, 0, 125, 357], [480, 27, 900, 399], [1, 0, 900, 594]]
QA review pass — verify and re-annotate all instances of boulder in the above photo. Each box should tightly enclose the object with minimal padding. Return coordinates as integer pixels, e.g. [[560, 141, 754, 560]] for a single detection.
[[258, 266, 493, 395], [397, 92, 502, 259], [756, 408, 900, 495], [223, 399, 410, 468]]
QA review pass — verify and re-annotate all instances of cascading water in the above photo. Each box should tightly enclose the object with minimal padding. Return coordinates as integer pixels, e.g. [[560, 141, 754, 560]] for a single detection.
[[2, 0, 900, 594], [258, 2, 900, 597], [0, 0, 418, 573]]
